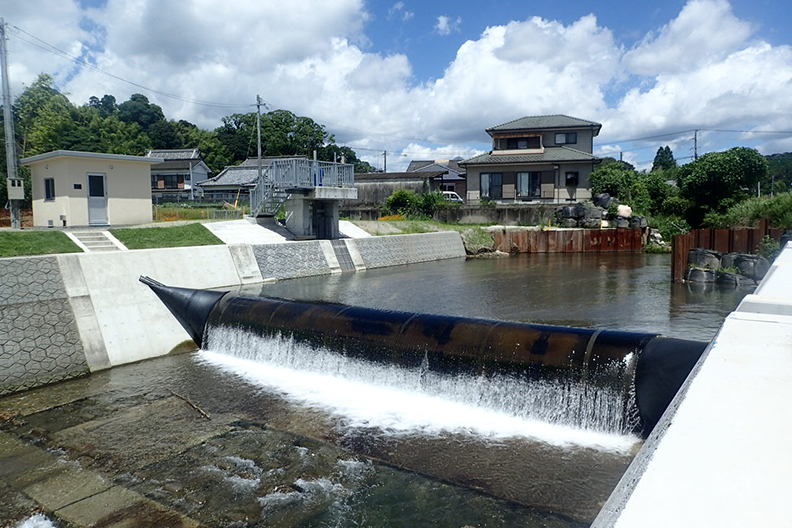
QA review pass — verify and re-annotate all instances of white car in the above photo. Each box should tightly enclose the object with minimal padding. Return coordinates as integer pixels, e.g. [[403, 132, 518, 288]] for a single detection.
[[441, 191, 464, 203]]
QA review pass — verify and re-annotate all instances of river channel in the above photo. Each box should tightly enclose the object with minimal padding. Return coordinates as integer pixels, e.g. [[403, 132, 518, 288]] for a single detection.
[[1, 252, 750, 527]]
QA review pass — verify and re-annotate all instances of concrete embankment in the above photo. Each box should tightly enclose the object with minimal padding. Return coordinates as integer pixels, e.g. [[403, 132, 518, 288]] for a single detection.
[[0, 231, 466, 396]]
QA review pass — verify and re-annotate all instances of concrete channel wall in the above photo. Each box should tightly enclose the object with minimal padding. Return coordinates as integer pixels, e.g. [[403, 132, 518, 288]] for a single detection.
[[0, 231, 466, 396]]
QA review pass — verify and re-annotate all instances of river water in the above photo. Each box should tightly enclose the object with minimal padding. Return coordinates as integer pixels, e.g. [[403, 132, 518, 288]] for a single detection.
[[4, 253, 750, 527], [255, 253, 749, 342], [189, 252, 749, 525]]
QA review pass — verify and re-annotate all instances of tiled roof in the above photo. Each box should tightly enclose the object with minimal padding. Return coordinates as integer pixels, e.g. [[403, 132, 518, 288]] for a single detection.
[[406, 160, 434, 172], [198, 166, 261, 187], [199, 156, 308, 187], [487, 115, 601, 133], [146, 149, 201, 160], [460, 146, 600, 166], [412, 161, 465, 176]]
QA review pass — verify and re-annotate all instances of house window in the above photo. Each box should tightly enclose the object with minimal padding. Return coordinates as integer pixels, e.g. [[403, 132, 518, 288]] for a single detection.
[[555, 133, 577, 145], [506, 137, 541, 150], [163, 174, 185, 189], [481, 173, 502, 199], [44, 178, 55, 201], [565, 172, 579, 186], [441, 183, 455, 192], [517, 172, 542, 197]]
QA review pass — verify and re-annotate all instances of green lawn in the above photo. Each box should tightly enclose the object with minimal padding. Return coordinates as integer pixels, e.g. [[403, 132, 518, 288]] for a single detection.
[[0, 231, 82, 258], [110, 223, 223, 249]]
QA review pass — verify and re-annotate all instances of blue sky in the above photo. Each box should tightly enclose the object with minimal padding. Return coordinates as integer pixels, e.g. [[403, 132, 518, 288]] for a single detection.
[[4, 0, 792, 170]]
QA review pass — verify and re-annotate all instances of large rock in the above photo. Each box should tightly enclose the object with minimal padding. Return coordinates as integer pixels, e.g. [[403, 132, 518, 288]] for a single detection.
[[735, 254, 771, 280], [559, 218, 579, 228], [585, 206, 605, 220], [720, 252, 740, 269], [684, 267, 717, 283], [781, 230, 792, 249], [593, 193, 618, 208], [581, 218, 602, 229], [648, 228, 665, 246], [688, 248, 721, 270], [716, 271, 747, 287], [614, 216, 630, 228], [630, 216, 648, 229], [617, 204, 632, 218]]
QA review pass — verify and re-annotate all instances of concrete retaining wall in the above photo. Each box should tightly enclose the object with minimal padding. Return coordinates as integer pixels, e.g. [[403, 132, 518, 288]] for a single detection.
[[0, 232, 466, 395]]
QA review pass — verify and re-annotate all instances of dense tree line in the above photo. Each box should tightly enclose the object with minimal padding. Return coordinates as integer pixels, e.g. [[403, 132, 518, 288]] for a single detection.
[[590, 145, 785, 238], [1, 74, 374, 204]]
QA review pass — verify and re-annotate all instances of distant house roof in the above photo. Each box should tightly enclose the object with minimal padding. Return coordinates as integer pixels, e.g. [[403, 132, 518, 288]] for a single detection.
[[406, 160, 434, 172], [197, 156, 306, 188], [460, 146, 600, 166], [146, 148, 201, 160], [146, 149, 211, 173], [21, 150, 163, 165], [411, 160, 465, 179], [486, 115, 602, 135]]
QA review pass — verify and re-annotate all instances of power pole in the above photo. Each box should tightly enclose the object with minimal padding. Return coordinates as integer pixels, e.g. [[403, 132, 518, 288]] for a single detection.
[[383, 150, 387, 173], [693, 129, 699, 160], [255, 95, 263, 183], [1, 18, 22, 229]]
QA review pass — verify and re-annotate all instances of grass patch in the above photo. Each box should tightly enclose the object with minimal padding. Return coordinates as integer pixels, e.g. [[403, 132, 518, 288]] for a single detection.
[[110, 223, 223, 249], [153, 205, 245, 222], [643, 243, 672, 254], [0, 231, 82, 258]]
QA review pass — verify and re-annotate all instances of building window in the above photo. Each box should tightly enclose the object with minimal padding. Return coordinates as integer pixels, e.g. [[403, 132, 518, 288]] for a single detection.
[[505, 137, 541, 150], [517, 172, 542, 197], [555, 133, 577, 145], [441, 183, 455, 192], [565, 172, 579, 186], [481, 173, 502, 199], [44, 178, 55, 201]]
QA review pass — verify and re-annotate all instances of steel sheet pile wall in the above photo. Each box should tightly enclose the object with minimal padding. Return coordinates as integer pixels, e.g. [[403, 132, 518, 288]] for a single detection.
[[492, 228, 643, 254], [671, 220, 785, 281]]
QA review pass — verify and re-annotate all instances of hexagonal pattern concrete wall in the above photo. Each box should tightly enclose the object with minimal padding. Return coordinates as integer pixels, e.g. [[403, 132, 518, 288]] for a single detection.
[[0, 257, 89, 395]]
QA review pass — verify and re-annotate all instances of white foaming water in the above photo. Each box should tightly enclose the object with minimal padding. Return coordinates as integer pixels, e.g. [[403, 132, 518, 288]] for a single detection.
[[200, 326, 640, 452]]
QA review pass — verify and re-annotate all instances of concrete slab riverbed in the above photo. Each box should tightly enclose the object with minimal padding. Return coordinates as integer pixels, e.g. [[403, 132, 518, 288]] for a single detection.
[[1, 350, 617, 528]]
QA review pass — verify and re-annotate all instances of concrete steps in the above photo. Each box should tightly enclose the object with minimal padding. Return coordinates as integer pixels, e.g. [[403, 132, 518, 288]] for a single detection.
[[69, 231, 124, 252]]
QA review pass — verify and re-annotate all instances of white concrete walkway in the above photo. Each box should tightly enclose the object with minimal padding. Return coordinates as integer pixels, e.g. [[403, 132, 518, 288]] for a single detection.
[[204, 219, 372, 245], [203, 220, 287, 245], [596, 246, 792, 527], [339, 220, 372, 238]]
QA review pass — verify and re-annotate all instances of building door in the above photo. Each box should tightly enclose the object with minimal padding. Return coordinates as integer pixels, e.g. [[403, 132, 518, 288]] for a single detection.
[[87, 174, 108, 225]]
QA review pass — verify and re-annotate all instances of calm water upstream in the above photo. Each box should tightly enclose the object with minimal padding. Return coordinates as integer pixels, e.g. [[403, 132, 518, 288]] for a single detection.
[[255, 252, 750, 342]]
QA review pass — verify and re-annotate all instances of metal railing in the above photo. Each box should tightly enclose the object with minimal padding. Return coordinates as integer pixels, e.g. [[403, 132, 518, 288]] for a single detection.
[[250, 159, 354, 216]]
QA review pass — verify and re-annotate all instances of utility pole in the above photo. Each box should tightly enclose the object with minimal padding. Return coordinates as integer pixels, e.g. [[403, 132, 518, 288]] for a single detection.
[[693, 129, 699, 160], [383, 150, 387, 173], [255, 95, 263, 183], [1, 18, 22, 229]]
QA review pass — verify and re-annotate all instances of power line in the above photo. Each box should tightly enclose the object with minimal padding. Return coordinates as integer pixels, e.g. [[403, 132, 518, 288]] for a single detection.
[[7, 23, 253, 110]]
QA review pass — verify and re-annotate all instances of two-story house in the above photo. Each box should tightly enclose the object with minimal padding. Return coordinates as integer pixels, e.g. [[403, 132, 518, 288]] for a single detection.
[[146, 148, 211, 200], [461, 115, 601, 204]]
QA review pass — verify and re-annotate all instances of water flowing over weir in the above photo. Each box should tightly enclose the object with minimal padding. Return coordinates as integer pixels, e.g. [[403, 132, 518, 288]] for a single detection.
[[201, 326, 638, 447], [141, 277, 709, 523]]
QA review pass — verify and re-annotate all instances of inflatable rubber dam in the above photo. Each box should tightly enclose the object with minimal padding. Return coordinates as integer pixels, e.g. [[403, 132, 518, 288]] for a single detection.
[[141, 276, 707, 439]]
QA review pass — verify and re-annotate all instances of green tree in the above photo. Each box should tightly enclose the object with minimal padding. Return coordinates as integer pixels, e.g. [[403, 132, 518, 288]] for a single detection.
[[590, 163, 636, 198], [652, 146, 676, 172], [677, 147, 768, 226], [118, 93, 165, 131]]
